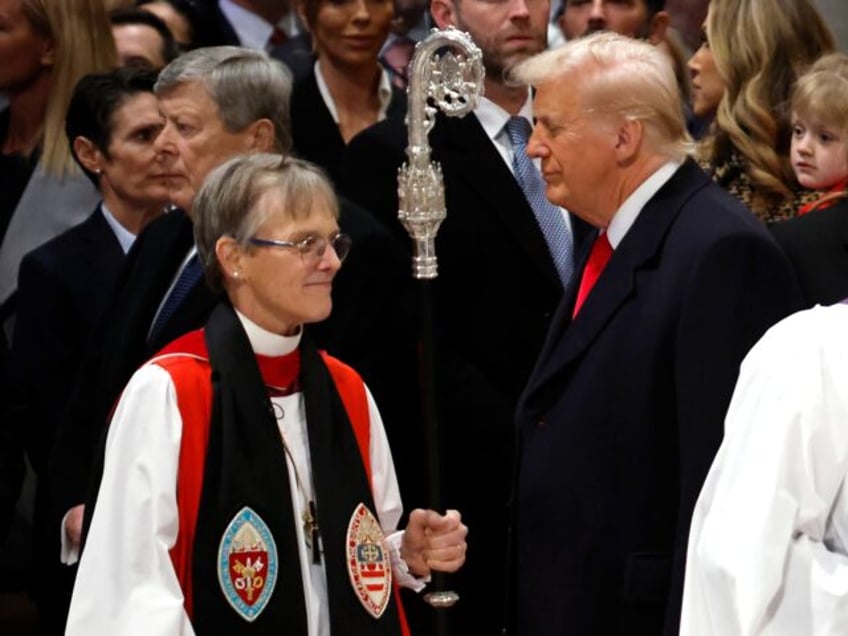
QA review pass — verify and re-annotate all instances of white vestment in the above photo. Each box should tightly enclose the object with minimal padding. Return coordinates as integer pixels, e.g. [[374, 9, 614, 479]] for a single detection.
[[681, 303, 848, 635], [66, 314, 418, 636]]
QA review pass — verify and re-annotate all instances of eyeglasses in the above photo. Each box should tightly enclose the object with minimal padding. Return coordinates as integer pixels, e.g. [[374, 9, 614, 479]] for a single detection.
[[247, 233, 353, 264]]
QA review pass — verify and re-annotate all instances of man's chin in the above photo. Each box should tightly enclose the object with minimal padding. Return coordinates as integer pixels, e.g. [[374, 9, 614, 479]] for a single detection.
[[169, 191, 196, 215]]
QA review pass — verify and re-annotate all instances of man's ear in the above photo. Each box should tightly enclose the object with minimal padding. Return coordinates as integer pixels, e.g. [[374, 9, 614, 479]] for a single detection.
[[73, 137, 103, 176], [646, 11, 670, 45], [614, 118, 643, 163], [246, 119, 276, 153], [430, 0, 458, 30]]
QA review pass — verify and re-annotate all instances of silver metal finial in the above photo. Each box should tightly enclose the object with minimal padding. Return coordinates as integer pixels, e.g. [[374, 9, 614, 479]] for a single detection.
[[398, 26, 485, 279]]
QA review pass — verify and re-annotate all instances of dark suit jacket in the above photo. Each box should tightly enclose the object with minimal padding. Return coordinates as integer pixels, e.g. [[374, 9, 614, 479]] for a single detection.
[[514, 160, 802, 636], [343, 111, 592, 635], [50, 209, 218, 533], [770, 198, 848, 307], [14, 207, 125, 475], [10, 206, 125, 632], [291, 69, 407, 187], [192, 0, 314, 78]]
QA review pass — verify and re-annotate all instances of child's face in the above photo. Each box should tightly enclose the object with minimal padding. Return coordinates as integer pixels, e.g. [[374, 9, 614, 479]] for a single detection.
[[791, 112, 848, 190]]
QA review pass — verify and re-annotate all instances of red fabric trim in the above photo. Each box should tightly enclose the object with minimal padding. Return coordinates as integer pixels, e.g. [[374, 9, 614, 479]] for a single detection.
[[319, 352, 372, 482], [160, 334, 407, 631], [798, 179, 848, 215], [156, 353, 213, 619]]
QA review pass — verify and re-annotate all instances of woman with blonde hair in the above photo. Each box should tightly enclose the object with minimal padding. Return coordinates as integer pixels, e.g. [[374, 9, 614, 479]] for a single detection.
[[0, 0, 117, 329], [689, 0, 834, 224]]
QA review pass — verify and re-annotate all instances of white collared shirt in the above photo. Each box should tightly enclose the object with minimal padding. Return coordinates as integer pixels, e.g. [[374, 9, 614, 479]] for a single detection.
[[99, 202, 136, 254], [219, 0, 300, 51], [313, 61, 394, 124], [605, 160, 683, 249]]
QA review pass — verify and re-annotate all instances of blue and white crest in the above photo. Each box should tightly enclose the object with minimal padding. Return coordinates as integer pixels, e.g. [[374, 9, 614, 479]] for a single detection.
[[218, 506, 278, 622]]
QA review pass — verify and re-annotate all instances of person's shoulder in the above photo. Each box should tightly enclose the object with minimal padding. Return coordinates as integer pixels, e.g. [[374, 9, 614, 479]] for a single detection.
[[130, 208, 191, 256], [346, 114, 407, 154], [319, 350, 365, 387], [746, 303, 848, 367], [771, 197, 848, 238], [19, 207, 102, 273]]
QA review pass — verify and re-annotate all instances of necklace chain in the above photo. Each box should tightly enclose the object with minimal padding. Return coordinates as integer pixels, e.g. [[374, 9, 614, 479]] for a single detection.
[[271, 391, 322, 564]]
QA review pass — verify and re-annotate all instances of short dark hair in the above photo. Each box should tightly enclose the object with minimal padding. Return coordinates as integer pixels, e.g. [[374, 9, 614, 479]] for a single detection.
[[135, 0, 206, 49], [110, 7, 180, 67], [65, 67, 159, 185], [644, 0, 665, 15]]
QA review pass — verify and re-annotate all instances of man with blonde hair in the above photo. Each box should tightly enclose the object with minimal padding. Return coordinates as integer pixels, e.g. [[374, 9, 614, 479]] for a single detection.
[[510, 32, 801, 635]]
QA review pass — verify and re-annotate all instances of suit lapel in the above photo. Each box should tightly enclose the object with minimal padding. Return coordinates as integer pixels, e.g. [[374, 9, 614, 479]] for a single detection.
[[81, 205, 126, 275], [525, 160, 709, 401], [435, 114, 562, 288]]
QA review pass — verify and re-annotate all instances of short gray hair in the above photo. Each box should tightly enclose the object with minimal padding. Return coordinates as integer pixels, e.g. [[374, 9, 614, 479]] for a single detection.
[[155, 46, 293, 153], [193, 153, 339, 291], [512, 32, 693, 161]]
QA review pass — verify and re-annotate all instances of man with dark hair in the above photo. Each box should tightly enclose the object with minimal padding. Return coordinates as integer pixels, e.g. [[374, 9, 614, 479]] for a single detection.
[[110, 7, 180, 70], [556, 0, 669, 42]]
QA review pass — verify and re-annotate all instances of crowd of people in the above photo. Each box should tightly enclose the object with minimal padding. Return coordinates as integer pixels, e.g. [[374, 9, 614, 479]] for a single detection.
[[1, 0, 846, 634]]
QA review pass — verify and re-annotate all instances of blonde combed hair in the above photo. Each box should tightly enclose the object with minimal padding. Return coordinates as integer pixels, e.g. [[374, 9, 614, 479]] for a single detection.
[[513, 32, 693, 162], [791, 53, 848, 143], [37, 0, 117, 178], [703, 0, 834, 215]]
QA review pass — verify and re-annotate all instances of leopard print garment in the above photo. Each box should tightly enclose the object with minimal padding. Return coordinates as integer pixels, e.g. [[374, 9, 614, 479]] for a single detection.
[[698, 148, 822, 226]]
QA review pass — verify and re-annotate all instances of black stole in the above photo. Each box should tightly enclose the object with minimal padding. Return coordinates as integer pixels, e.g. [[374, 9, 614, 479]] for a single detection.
[[192, 303, 403, 635]]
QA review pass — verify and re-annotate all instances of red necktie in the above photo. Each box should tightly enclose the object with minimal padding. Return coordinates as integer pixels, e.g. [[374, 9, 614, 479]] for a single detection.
[[572, 232, 613, 318], [268, 25, 287, 48]]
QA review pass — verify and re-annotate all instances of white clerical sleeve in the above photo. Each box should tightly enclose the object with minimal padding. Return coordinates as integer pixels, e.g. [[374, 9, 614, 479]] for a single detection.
[[65, 364, 194, 636], [681, 305, 848, 636]]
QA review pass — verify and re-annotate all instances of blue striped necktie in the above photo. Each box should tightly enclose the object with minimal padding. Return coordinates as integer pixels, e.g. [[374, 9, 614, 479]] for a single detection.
[[505, 116, 575, 286], [149, 252, 203, 342]]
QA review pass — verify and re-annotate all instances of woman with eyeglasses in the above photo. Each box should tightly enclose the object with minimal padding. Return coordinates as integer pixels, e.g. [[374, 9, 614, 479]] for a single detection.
[[66, 153, 467, 636]]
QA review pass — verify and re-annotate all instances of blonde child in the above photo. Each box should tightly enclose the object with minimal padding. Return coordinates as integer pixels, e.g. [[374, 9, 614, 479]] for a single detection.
[[790, 52, 848, 214]]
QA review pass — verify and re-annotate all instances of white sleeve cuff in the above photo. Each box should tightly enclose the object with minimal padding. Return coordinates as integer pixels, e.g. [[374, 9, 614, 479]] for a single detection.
[[386, 530, 430, 592], [60, 509, 79, 565]]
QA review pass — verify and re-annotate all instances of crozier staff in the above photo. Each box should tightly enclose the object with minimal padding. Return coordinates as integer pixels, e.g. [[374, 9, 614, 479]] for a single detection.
[[65, 153, 467, 636]]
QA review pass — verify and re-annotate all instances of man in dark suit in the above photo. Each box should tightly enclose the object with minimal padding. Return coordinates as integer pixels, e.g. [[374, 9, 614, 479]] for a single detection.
[[197, 0, 314, 79], [342, 0, 590, 632], [51, 47, 409, 582], [511, 33, 802, 635]]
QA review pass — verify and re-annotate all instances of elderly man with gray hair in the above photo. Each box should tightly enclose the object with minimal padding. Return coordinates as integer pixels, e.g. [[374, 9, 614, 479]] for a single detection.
[[509, 32, 801, 635], [50, 46, 411, 622]]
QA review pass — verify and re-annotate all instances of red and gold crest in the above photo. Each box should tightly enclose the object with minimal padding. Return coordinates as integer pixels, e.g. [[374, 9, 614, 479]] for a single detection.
[[346, 503, 392, 618]]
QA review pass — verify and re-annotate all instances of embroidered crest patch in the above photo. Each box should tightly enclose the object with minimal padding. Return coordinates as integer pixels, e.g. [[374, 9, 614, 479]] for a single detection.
[[346, 503, 392, 618], [218, 506, 278, 622]]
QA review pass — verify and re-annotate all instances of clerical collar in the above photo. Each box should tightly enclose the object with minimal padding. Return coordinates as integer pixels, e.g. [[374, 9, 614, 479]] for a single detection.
[[234, 309, 301, 356]]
